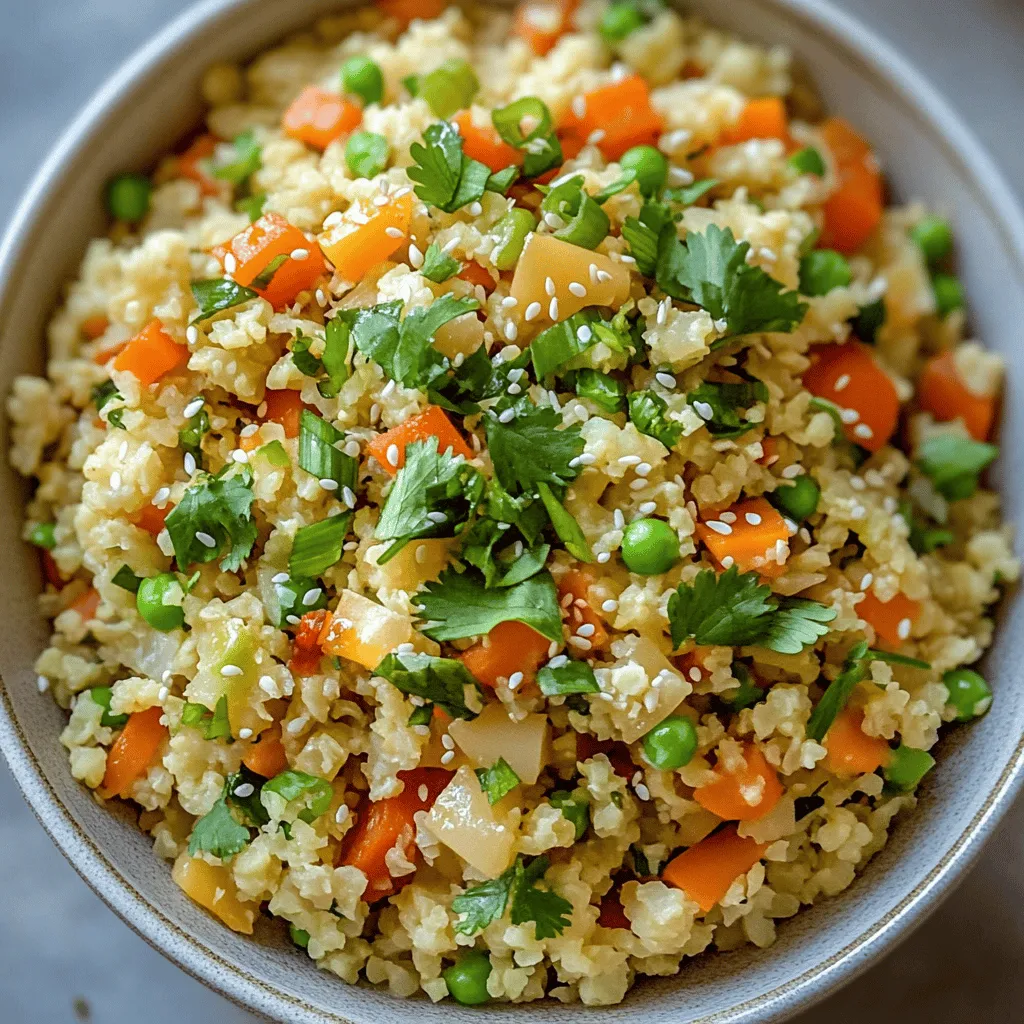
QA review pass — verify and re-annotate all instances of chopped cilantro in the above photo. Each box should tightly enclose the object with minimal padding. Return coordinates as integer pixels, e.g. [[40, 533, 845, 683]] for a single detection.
[[408, 121, 493, 213], [187, 768, 264, 858], [164, 468, 257, 572], [664, 177, 719, 206], [189, 278, 258, 324], [536, 659, 599, 696], [269, 574, 328, 627], [415, 568, 563, 642], [292, 319, 350, 398], [475, 758, 520, 804], [111, 564, 143, 594], [92, 379, 126, 430], [419, 243, 462, 283], [485, 403, 584, 496], [570, 368, 627, 413], [374, 650, 483, 720], [668, 565, 836, 654], [628, 390, 682, 449], [687, 379, 768, 439], [459, 517, 550, 587], [916, 434, 998, 501], [853, 297, 886, 344], [622, 201, 674, 277], [408, 704, 434, 727], [260, 769, 332, 823], [898, 499, 954, 555], [549, 789, 590, 840]]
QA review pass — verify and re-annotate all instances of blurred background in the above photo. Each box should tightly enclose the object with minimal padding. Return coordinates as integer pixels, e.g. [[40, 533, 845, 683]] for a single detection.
[[3, 0, 1024, 1020]]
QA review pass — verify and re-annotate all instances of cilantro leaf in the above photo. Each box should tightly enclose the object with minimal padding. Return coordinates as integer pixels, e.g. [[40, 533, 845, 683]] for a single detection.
[[375, 437, 484, 562], [622, 201, 674, 277], [190, 278, 258, 324], [111, 564, 143, 594], [415, 568, 563, 642], [628, 390, 682, 449], [92, 379, 126, 430], [549, 789, 590, 840], [536, 482, 594, 563], [475, 758, 521, 804], [657, 224, 807, 336], [452, 866, 514, 935], [374, 650, 483, 720], [187, 771, 261, 858], [165, 469, 257, 572], [419, 243, 462, 283], [805, 640, 870, 742], [293, 320, 351, 398], [667, 566, 836, 653], [431, 347, 532, 415], [485, 404, 584, 496], [537, 659, 599, 696], [510, 856, 573, 939], [687, 380, 769, 439], [459, 516, 550, 587], [664, 178, 719, 206], [916, 434, 999, 501], [408, 121, 492, 213], [260, 769, 332, 823]]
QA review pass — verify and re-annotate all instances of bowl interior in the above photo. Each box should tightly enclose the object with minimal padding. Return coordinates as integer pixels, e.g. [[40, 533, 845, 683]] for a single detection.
[[2, 1, 1023, 1022]]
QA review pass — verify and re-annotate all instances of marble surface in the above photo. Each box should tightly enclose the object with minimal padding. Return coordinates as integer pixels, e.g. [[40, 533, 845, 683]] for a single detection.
[[3, 1, 1024, 1020]]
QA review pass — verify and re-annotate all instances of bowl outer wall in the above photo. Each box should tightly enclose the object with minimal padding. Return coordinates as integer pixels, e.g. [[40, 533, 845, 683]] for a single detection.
[[1, 0, 1023, 1022]]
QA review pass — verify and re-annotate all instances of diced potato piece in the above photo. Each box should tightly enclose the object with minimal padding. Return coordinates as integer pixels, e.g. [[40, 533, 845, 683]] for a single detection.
[[188, 618, 267, 739], [320, 589, 413, 669], [367, 538, 453, 592], [427, 765, 517, 876], [617, 636, 692, 744], [337, 261, 396, 310], [510, 234, 631, 337], [434, 312, 485, 361], [172, 851, 258, 934], [447, 702, 550, 784], [318, 193, 413, 283]]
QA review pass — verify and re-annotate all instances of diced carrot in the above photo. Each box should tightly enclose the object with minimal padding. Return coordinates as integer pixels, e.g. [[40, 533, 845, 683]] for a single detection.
[[172, 853, 257, 933], [176, 134, 224, 198], [69, 587, 101, 622], [558, 569, 609, 650], [376, 0, 446, 24], [575, 733, 634, 778], [101, 706, 168, 798], [41, 551, 66, 590], [212, 212, 328, 310], [662, 824, 769, 913], [719, 97, 790, 147], [131, 503, 169, 537], [693, 744, 783, 821], [459, 619, 552, 689], [558, 75, 664, 161], [113, 319, 189, 386], [452, 111, 523, 173], [513, 0, 579, 56], [283, 86, 362, 151], [81, 315, 110, 340], [366, 406, 473, 475], [458, 260, 498, 294], [824, 708, 892, 777], [695, 496, 789, 578], [802, 340, 899, 453], [238, 429, 263, 454], [857, 590, 920, 648], [675, 645, 712, 683], [289, 609, 330, 677], [597, 890, 631, 930], [340, 767, 453, 900], [757, 436, 780, 466], [818, 117, 883, 254], [242, 723, 289, 778], [262, 388, 306, 439], [318, 192, 413, 283], [918, 350, 996, 442]]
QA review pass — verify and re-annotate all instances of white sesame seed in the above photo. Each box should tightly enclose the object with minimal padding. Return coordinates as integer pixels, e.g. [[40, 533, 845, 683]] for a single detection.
[[335, 804, 350, 825], [614, 509, 626, 528], [441, 733, 455, 751], [689, 667, 702, 683], [524, 301, 542, 321], [549, 297, 559, 320], [850, 503, 867, 519], [568, 281, 587, 297], [234, 781, 255, 797], [638, 501, 657, 515], [498, 407, 516, 424], [37, 675, 49, 693], [576, 623, 596, 638], [290, 248, 309, 261], [508, 671, 525, 690], [386, 443, 400, 467], [220, 664, 243, 677], [256, 402, 268, 418], [635, 783, 651, 801], [153, 487, 171, 506], [196, 531, 216, 548], [343, 439, 361, 458], [468, 201, 483, 216], [544, 276, 556, 297], [239, 423, 259, 438], [223, 253, 237, 274], [504, 321, 519, 341], [745, 512, 763, 526], [323, 211, 343, 229], [629, 479, 647, 491], [501, 296, 518, 308], [853, 423, 874, 440], [568, 636, 593, 651], [571, 95, 587, 118], [635, 462, 651, 477], [185, 325, 199, 346], [833, 373, 851, 392], [656, 302, 668, 326], [601, 599, 618, 613], [440, 750, 455, 765], [694, 401, 715, 421], [578, 453, 597, 466], [897, 617, 912, 640], [302, 587, 322, 607], [596, 269, 612, 283], [587, 128, 606, 145], [720, 512, 737, 524], [619, 455, 642, 466], [231, 449, 249, 465], [782, 464, 804, 479], [426, 510, 448, 524], [384, 226, 404, 239], [408, 243, 424, 269], [840, 407, 860, 425], [183, 452, 197, 476], [319, 478, 339, 491], [287, 717, 306, 735], [655, 372, 676, 389], [706, 520, 733, 535], [110, 471, 122, 489], [596, 551, 611, 563], [258, 675, 277, 695]]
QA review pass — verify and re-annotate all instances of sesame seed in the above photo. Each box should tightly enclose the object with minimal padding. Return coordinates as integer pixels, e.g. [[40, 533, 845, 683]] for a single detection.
[[745, 512, 763, 526], [601, 599, 618, 613], [629, 479, 647, 491], [544, 276, 556, 297], [568, 636, 593, 651], [286, 615, 301, 625], [587, 128, 606, 145], [441, 733, 455, 751], [635, 463, 651, 477], [571, 95, 587, 118], [344, 439, 361, 458], [323, 211, 343, 229], [386, 444, 400, 467], [183, 452, 197, 476], [240, 423, 259, 438], [315, 288, 327, 306], [834, 374, 851, 392], [290, 248, 309, 261], [302, 587, 322, 607], [153, 487, 170, 505], [840, 407, 860, 424], [408, 243, 424, 269], [596, 269, 612, 283], [384, 226, 404, 239], [782, 464, 804, 479], [234, 782, 255, 797], [619, 455, 642, 466], [897, 617, 912, 640], [37, 676, 49, 693], [578, 453, 596, 465], [426, 510, 448, 524], [635, 783, 651, 801], [853, 423, 874, 440], [656, 301, 668, 326], [319, 478, 339, 491], [668, 166, 695, 186], [720, 512, 737, 524], [501, 296, 518, 308], [231, 449, 248, 464], [498, 407, 516, 424], [259, 675, 276, 694], [524, 301, 542, 321], [256, 402, 268, 418], [688, 667, 702, 682], [504, 321, 518, 341], [223, 253, 237, 274], [440, 750, 455, 765], [596, 551, 611, 563], [694, 401, 714, 421], [110, 471, 122, 489], [335, 804, 350, 824], [220, 664, 243, 677], [576, 623, 596, 638], [185, 325, 198, 346], [468, 201, 483, 216], [196, 531, 216, 548], [638, 501, 657, 515], [655, 372, 676, 389], [850, 504, 867, 519], [568, 281, 587, 297], [613, 509, 625, 528], [549, 297, 559, 320], [706, 520, 732, 535], [287, 717, 306, 735], [508, 671, 525, 690]]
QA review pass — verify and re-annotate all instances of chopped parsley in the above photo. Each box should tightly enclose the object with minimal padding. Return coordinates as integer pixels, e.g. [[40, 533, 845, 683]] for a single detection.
[[668, 565, 837, 654], [485, 403, 584, 496], [164, 467, 257, 572], [189, 278, 259, 324], [374, 437, 484, 563], [628, 389, 682, 449], [475, 758, 520, 804], [111, 564, 144, 594], [374, 650, 483, 720], [536, 659, 599, 696], [188, 767, 267, 858], [415, 568, 564, 642], [916, 434, 999, 501], [686, 379, 768, 439], [419, 243, 462, 283], [451, 855, 572, 939]]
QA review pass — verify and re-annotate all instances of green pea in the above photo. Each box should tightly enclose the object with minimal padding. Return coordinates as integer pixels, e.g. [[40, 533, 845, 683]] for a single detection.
[[345, 131, 390, 180], [910, 215, 953, 266], [89, 686, 129, 729], [884, 744, 935, 792], [932, 273, 965, 317], [418, 59, 479, 119], [550, 788, 590, 840], [443, 950, 492, 1005], [105, 173, 151, 223], [136, 573, 185, 632], [491, 208, 537, 270], [619, 144, 668, 197], [600, 2, 645, 42], [289, 924, 311, 948], [769, 474, 820, 521], [642, 715, 698, 771], [341, 55, 384, 106], [621, 518, 679, 575], [29, 522, 57, 550], [788, 146, 826, 177], [942, 668, 992, 722], [799, 249, 852, 296]]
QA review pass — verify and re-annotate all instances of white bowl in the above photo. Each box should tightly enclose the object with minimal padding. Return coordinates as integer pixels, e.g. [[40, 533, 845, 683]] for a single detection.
[[2, 1, 1023, 1021]]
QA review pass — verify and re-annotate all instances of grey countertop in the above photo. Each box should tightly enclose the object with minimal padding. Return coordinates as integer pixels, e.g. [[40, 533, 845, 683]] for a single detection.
[[3, 1, 1024, 1020]]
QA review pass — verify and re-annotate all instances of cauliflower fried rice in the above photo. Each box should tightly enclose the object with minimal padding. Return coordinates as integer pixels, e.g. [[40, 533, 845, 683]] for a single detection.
[[7, 0, 1018, 1006]]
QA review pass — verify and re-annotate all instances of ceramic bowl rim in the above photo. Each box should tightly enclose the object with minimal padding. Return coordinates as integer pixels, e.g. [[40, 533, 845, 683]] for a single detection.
[[3, 0, 1024, 1021]]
